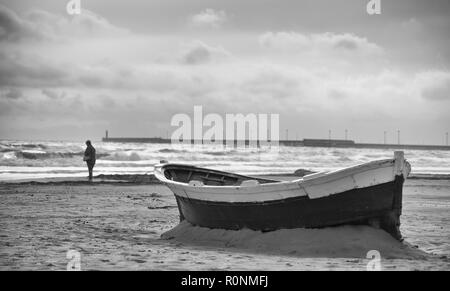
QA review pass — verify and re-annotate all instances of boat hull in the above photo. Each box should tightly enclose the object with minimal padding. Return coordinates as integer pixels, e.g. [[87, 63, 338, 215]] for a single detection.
[[173, 175, 404, 240], [155, 152, 410, 240]]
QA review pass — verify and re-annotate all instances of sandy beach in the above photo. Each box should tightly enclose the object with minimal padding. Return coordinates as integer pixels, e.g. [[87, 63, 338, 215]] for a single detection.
[[0, 175, 449, 271]]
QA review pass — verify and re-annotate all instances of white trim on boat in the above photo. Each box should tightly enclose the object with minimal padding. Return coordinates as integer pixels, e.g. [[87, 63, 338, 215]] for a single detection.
[[154, 152, 411, 203]]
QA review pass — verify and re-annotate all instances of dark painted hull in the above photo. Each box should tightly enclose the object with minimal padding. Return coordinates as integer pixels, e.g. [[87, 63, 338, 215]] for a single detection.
[[174, 175, 404, 240]]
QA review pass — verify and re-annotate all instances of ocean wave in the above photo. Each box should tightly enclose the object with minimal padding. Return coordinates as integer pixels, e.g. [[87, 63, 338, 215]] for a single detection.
[[17, 143, 48, 149], [0, 150, 112, 161], [158, 148, 188, 154], [202, 151, 230, 156], [102, 152, 141, 161], [0, 143, 48, 150], [1, 152, 18, 160], [15, 151, 84, 160]]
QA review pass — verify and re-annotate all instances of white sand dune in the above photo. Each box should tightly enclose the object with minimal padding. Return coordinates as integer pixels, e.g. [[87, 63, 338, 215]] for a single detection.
[[162, 221, 429, 259]]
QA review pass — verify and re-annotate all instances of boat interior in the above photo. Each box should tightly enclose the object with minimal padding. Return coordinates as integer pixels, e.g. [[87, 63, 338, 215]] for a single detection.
[[162, 165, 279, 186]]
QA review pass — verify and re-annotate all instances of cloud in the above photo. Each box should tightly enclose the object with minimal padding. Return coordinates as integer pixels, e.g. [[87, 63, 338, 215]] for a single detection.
[[59, 9, 128, 37], [190, 9, 227, 28], [0, 4, 42, 41], [181, 41, 231, 65], [0, 50, 137, 89], [99, 94, 116, 108], [327, 89, 348, 100], [259, 31, 383, 55], [41, 89, 66, 99], [3, 87, 23, 99], [401, 18, 423, 32], [0, 4, 127, 43], [240, 68, 302, 100], [417, 71, 450, 101], [0, 51, 68, 87]]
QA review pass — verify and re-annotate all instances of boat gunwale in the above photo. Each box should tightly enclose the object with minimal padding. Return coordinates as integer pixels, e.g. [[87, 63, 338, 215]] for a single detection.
[[154, 158, 397, 191]]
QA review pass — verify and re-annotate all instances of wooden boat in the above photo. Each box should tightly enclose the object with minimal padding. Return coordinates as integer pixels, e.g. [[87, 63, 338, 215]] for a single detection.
[[154, 151, 411, 240]]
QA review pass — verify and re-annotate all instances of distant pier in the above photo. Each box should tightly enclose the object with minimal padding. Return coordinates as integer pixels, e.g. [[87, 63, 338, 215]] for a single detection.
[[102, 135, 450, 151]]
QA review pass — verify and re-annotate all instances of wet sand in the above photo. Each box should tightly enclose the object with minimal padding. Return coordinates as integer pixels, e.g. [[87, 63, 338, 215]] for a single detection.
[[0, 177, 449, 270]]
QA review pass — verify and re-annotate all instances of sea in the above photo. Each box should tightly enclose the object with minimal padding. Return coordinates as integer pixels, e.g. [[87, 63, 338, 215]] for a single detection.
[[1, 140, 449, 181]]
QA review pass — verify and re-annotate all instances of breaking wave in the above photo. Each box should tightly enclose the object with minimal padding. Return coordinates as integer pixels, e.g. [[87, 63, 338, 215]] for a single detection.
[[16, 151, 83, 160], [158, 148, 187, 154], [102, 152, 141, 161]]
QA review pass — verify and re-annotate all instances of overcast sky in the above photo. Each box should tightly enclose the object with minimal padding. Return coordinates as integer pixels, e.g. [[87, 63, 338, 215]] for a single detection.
[[0, 0, 449, 144]]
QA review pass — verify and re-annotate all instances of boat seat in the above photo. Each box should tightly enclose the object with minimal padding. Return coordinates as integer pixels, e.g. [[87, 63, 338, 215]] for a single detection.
[[240, 180, 260, 187], [200, 176, 226, 184], [188, 180, 204, 186]]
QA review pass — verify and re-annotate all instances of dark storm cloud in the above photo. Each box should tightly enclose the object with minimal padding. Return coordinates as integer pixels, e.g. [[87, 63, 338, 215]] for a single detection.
[[0, 4, 42, 41], [3, 87, 23, 99], [0, 50, 136, 90], [182, 41, 230, 65], [0, 51, 67, 87], [41, 88, 65, 99], [78, 75, 105, 88]]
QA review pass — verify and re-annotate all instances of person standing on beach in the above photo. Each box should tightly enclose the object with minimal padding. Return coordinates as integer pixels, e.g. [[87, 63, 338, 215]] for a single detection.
[[83, 140, 96, 181]]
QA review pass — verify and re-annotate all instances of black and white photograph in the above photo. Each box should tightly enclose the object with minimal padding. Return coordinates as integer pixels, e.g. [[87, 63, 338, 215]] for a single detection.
[[0, 0, 449, 274]]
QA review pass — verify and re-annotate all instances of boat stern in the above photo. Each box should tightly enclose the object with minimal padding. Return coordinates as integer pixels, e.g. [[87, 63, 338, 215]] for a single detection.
[[376, 151, 411, 240]]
